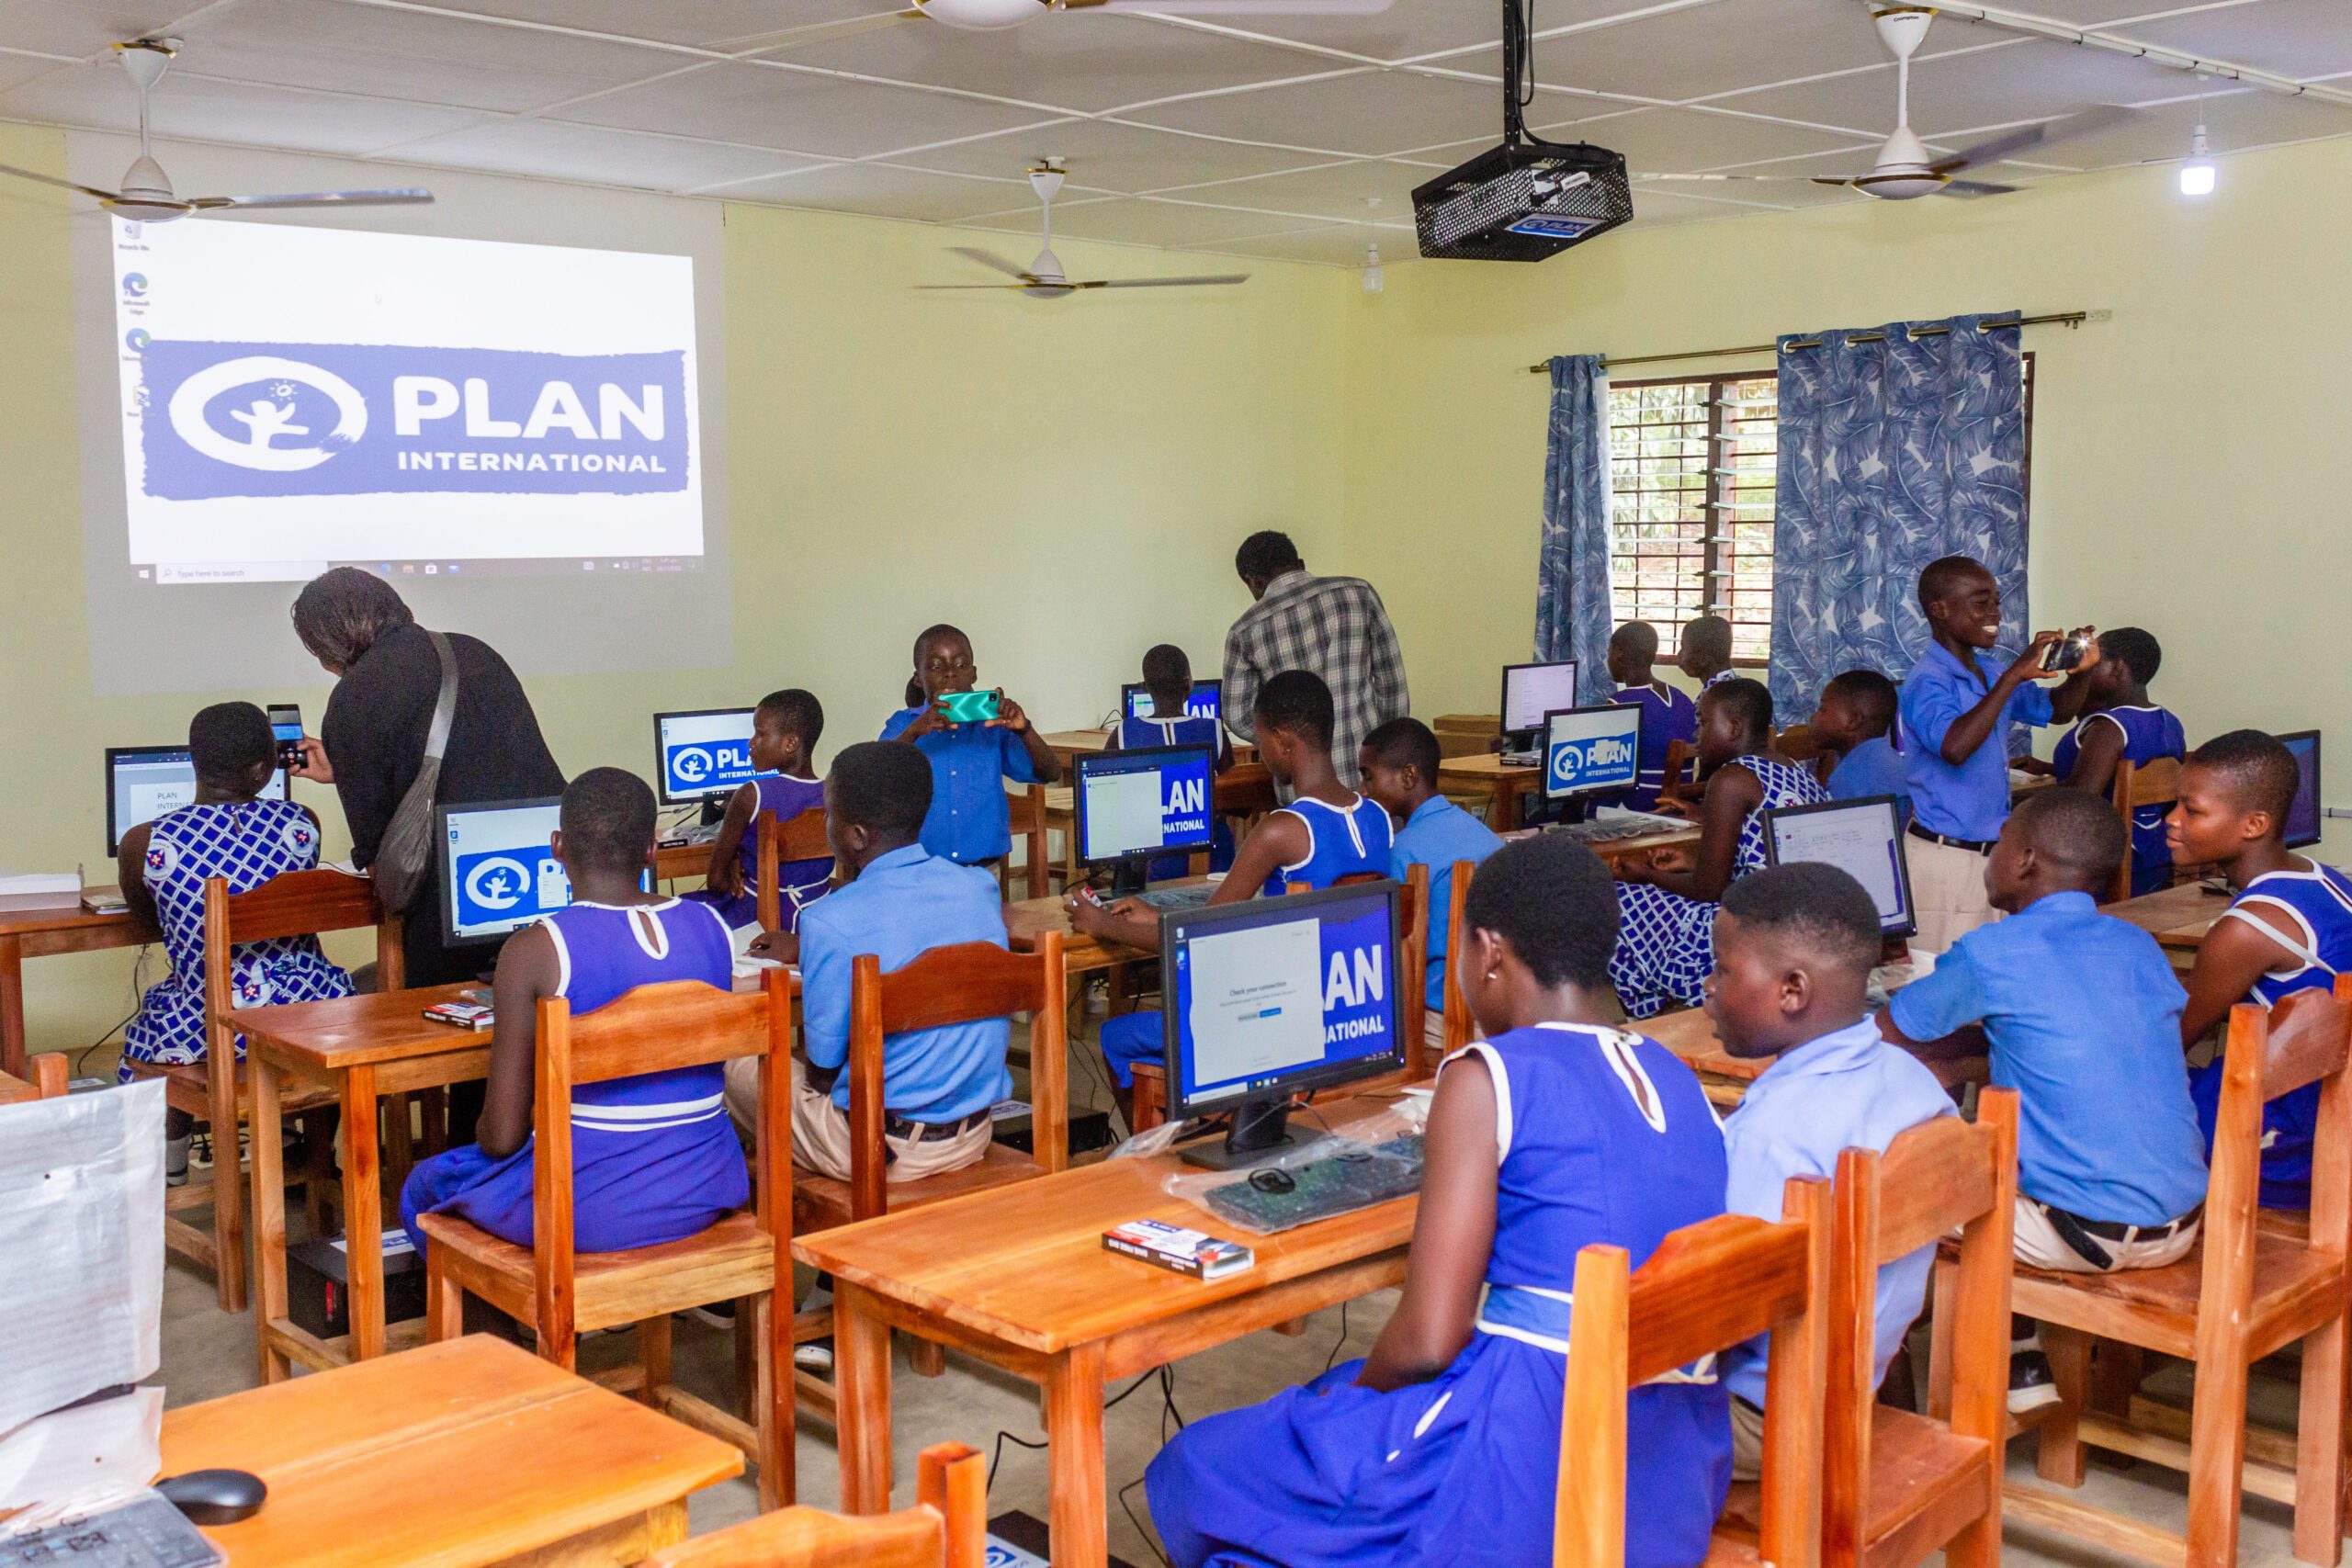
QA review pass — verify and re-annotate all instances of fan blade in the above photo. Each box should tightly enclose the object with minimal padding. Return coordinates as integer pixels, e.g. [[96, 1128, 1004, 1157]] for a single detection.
[[1079, 275, 1250, 288], [190, 188, 434, 210], [1810, 176, 1859, 188], [915, 283, 1042, 289], [1640, 173, 1845, 185], [1929, 105, 2139, 175], [0, 161, 129, 202], [947, 245, 1037, 280], [1937, 178, 2019, 198], [713, 8, 922, 56], [1093, 0, 1391, 12]]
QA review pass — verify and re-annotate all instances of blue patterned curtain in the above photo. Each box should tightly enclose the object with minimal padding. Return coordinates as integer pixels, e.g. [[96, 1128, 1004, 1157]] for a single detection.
[[1768, 311, 2027, 720], [1535, 354, 1616, 701]]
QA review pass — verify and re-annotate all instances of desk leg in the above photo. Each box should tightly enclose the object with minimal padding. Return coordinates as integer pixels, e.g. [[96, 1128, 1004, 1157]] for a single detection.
[[1046, 1342, 1108, 1568], [1492, 780, 1519, 833], [252, 1063, 290, 1383], [0, 933, 24, 1080], [342, 1064, 387, 1362], [837, 1283, 895, 1514]]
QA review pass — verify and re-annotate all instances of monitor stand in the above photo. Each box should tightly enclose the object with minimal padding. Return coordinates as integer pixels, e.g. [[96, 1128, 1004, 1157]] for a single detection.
[[1107, 861, 1148, 899], [699, 797, 727, 828], [1179, 1096, 1302, 1171]]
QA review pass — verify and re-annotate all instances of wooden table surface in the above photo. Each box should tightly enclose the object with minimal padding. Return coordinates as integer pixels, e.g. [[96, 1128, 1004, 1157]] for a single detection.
[[1434, 752, 1543, 831], [160, 1335, 742, 1568], [2102, 880, 2228, 952], [1641, 1005, 1770, 1104], [0, 889, 153, 1078]]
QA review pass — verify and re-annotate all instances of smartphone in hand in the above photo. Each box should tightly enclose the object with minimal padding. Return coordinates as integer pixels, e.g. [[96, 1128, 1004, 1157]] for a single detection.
[[267, 704, 305, 771], [936, 689, 1003, 725]]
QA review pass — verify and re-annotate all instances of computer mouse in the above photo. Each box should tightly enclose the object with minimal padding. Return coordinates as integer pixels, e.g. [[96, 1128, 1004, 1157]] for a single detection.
[[157, 1468, 267, 1525], [1249, 1168, 1296, 1194]]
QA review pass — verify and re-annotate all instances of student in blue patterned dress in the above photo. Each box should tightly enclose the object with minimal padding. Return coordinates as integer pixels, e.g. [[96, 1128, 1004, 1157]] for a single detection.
[[1071, 671, 1392, 1117], [2169, 730, 2352, 1209], [686, 689, 832, 934], [1610, 678, 1829, 1020], [118, 703, 354, 1186], [2042, 628, 2184, 897], [1606, 621, 1698, 812], [400, 769, 749, 1257], [1677, 614, 1737, 693], [1145, 834, 1731, 1568], [1115, 643, 1234, 879], [882, 623, 1062, 869], [1814, 670, 1910, 829]]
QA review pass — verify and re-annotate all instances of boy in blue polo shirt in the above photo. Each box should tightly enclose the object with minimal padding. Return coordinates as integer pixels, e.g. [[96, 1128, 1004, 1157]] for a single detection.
[[1813, 669, 1909, 828], [1607, 621, 1698, 811], [1362, 716, 1502, 1052], [1712, 862, 1951, 1478], [1881, 788, 2207, 1411], [1898, 556, 2102, 953], [882, 622, 1063, 869]]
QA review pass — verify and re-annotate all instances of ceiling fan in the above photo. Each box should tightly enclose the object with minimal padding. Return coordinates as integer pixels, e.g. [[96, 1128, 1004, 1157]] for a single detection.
[[919, 163, 1250, 299], [0, 39, 432, 222], [1645, 6, 2135, 201], [722, 0, 1393, 55]]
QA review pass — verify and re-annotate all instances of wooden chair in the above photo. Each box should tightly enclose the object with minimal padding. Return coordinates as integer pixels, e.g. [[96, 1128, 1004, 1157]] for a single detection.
[[0, 1052, 69, 1104], [755, 806, 835, 934], [1776, 724, 1822, 763], [1439, 857, 1477, 1063], [419, 972, 798, 1506], [1975, 976, 2352, 1568], [128, 869, 402, 1314], [1001, 784, 1052, 902], [644, 1441, 983, 1568], [1556, 1176, 1833, 1568], [1658, 740, 1698, 809], [2107, 757, 2183, 904], [1819, 1089, 2018, 1568]]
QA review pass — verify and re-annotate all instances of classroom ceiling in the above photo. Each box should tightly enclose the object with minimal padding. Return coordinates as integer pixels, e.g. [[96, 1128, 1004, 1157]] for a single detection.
[[2, 0, 2347, 266]]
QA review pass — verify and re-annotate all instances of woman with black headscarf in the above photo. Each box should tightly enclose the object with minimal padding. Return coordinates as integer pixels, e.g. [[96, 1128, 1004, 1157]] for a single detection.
[[287, 568, 564, 987]]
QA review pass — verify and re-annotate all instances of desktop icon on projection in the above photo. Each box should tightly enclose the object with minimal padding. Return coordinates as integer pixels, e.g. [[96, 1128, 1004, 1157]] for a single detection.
[[653, 708, 761, 821], [1076, 746, 1216, 897], [439, 797, 571, 945], [1163, 882, 1403, 1169], [1759, 795, 1918, 939], [1542, 704, 1643, 819]]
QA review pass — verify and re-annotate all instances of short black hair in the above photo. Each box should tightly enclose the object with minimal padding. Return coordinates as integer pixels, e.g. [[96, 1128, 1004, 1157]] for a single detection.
[[1142, 643, 1192, 696], [1363, 716, 1440, 783], [1464, 834, 1618, 991], [560, 767, 656, 874], [904, 674, 924, 709], [2098, 626, 2162, 687], [912, 623, 967, 665], [1917, 554, 1992, 614], [1254, 670, 1334, 749], [1611, 621, 1658, 661], [2188, 728, 2300, 825], [1235, 530, 1303, 581], [1721, 863, 1883, 978], [290, 567, 413, 670], [756, 688, 824, 749], [2010, 786, 2126, 888], [188, 701, 275, 787], [1705, 675, 1774, 737], [1680, 615, 1732, 663], [1823, 669, 1898, 728], [829, 740, 933, 840]]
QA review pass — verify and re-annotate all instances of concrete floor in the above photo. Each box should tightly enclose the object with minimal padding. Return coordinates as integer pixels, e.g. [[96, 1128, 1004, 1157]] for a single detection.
[[153, 1015, 2317, 1568]]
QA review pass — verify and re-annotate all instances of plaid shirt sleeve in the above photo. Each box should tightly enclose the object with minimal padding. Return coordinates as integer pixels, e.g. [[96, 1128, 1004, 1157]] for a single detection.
[[1222, 620, 1263, 739], [1363, 582, 1408, 723]]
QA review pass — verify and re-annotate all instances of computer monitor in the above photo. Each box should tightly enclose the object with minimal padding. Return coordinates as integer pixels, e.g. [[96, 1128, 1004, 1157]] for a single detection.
[[438, 796, 571, 945], [1163, 880, 1404, 1169], [1501, 660, 1578, 742], [1121, 680, 1222, 727], [652, 708, 762, 812], [1075, 746, 1216, 881], [1759, 795, 1918, 941], [105, 746, 287, 856], [1541, 704, 1643, 809], [2280, 730, 2323, 850]]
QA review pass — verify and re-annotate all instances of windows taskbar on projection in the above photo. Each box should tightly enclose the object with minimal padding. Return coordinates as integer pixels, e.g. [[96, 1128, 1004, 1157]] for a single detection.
[[134, 556, 707, 584]]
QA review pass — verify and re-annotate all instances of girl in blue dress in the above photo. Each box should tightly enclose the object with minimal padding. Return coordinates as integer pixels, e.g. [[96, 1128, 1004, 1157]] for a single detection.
[[401, 769, 750, 1255], [1611, 678, 1828, 1019], [2170, 729, 2352, 1209], [1146, 833, 1732, 1568], [686, 690, 833, 932], [1071, 672, 1393, 1111], [2047, 629, 2184, 897], [1118, 644, 1236, 879]]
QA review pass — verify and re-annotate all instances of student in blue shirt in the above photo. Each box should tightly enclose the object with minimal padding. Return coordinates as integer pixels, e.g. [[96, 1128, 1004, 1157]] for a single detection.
[[881, 623, 1062, 868], [724, 741, 1013, 1186], [1709, 863, 1951, 1477], [1897, 556, 2103, 953], [1115, 642, 1234, 878], [1607, 621, 1698, 811], [1813, 669, 1909, 829], [2041, 627, 2185, 897], [1881, 787, 2207, 1411], [1362, 716, 1502, 1052], [1677, 614, 1736, 693]]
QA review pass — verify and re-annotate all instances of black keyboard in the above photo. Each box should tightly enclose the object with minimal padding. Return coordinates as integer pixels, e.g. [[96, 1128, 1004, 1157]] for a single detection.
[[1547, 813, 1684, 844], [0, 1495, 222, 1568], [1128, 885, 1216, 912], [1204, 1134, 1425, 1232]]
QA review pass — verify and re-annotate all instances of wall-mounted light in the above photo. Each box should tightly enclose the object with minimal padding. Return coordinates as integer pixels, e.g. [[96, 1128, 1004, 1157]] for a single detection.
[[2179, 122, 2216, 196]]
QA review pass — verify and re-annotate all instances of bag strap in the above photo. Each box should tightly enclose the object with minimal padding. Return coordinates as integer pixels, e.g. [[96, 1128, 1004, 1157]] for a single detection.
[[422, 630, 458, 767]]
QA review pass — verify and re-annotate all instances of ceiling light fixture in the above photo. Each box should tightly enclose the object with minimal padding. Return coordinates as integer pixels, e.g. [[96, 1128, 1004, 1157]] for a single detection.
[[2179, 122, 2216, 197]]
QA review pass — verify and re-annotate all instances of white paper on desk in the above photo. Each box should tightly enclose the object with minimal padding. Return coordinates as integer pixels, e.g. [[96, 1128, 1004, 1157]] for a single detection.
[[0, 1388, 163, 1511], [0, 1080, 164, 1431]]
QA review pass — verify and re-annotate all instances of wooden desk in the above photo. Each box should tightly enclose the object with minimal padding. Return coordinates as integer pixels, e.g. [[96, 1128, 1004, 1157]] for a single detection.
[[1436, 752, 1542, 831], [1642, 1006, 1770, 1106], [0, 892, 153, 1078], [1498, 818, 1704, 870], [797, 1100, 1416, 1568], [160, 1336, 742, 1567], [652, 840, 714, 885], [2103, 880, 2227, 955], [1043, 729, 1113, 773]]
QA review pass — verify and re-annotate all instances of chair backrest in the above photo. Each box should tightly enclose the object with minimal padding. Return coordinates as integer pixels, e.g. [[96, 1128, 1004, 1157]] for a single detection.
[[2204, 978, 2352, 1296], [0, 1054, 70, 1105], [1441, 858, 1476, 1060], [1659, 740, 1696, 807], [643, 1440, 985, 1568], [848, 933, 1068, 1218], [1001, 784, 1050, 902], [1397, 864, 1430, 1078], [1557, 1177, 1832, 1568], [2106, 758, 2184, 903], [1824, 1090, 2018, 1566], [1776, 724, 1822, 763], [756, 807, 835, 933], [531, 972, 796, 1367]]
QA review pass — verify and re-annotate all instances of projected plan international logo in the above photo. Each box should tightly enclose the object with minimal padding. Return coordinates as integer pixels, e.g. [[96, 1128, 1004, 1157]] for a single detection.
[[167, 355, 368, 472]]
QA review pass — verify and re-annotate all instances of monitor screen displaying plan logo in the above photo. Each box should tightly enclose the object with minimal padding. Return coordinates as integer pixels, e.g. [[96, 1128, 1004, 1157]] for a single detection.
[[138, 339, 689, 501]]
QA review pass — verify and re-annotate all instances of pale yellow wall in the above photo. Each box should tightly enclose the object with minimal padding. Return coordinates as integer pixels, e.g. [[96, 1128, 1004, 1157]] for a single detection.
[[1339, 132, 2352, 870], [0, 120, 1347, 1053]]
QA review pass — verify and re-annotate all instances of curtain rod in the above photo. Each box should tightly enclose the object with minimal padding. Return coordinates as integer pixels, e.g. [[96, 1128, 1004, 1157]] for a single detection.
[[1524, 310, 2103, 375]]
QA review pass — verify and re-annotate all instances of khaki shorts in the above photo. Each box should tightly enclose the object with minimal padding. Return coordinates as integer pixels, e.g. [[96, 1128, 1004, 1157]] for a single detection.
[[1730, 1396, 1765, 1482], [723, 1055, 993, 1184], [2013, 1195, 2199, 1274], [1904, 833, 2002, 955]]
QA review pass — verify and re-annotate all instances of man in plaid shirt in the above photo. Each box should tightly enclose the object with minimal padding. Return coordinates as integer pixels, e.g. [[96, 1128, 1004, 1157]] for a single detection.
[[1222, 531, 1408, 786]]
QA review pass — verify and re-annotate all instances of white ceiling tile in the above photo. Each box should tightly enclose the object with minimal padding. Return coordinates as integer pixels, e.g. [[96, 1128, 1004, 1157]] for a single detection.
[[1123, 68, 1501, 157], [0, 0, 195, 61], [1135, 0, 1674, 69], [0, 62, 488, 158], [913, 114, 1328, 189], [552, 59, 1053, 157], [1152, 156, 1427, 220], [393, 117, 823, 190], [1532, 0, 1896, 103], [1196, 222, 1381, 265], [1529, 105, 1876, 173], [2009, 84, 2352, 171], [718, 159, 1032, 218], [2122, 0, 2352, 83], [1035, 195, 1325, 246], [418, 1, 907, 51]]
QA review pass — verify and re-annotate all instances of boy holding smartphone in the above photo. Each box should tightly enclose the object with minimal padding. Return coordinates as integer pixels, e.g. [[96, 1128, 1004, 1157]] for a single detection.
[[881, 622, 1062, 870]]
